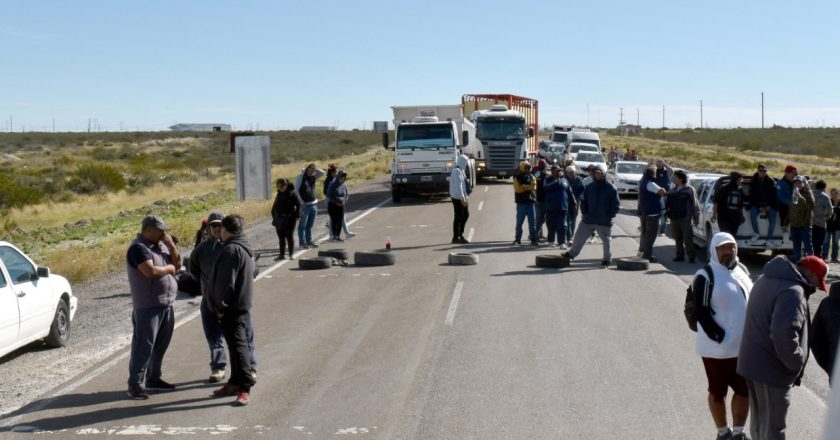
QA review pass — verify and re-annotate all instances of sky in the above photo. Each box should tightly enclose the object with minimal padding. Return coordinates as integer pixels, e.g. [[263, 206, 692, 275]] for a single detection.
[[3, 0, 840, 132]]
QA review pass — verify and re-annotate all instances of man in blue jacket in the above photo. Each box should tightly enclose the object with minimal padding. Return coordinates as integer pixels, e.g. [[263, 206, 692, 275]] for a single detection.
[[561, 165, 620, 268], [543, 165, 575, 249], [563, 165, 585, 245]]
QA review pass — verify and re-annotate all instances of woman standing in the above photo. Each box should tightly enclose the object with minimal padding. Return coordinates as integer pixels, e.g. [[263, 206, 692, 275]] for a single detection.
[[326, 171, 348, 242], [324, 164, 355, 239], [271, 178, 302, 260]]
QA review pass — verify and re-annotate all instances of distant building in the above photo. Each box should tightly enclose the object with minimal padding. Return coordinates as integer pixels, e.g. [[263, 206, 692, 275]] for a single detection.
[[170, 123, 231, 132], [373, 121, 389, 133], [300, 126, 337, 132], [619, 124, 642, 136]]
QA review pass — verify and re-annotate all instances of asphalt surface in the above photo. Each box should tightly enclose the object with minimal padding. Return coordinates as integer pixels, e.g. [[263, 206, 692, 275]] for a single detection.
[[0, 179, 832, 438]]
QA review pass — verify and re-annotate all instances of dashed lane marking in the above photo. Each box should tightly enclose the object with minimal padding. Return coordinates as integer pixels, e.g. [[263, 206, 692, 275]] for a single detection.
[[477, 201, 484, 211], [445, 281, 464, 326]]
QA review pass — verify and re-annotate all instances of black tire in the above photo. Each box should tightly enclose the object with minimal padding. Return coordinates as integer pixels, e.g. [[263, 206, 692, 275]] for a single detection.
[[45, 299, 70, 348], [535, 254, 570, 268], [298, 257, 333, 270], [448, 252, 479, 265], [318, 249, 350, 260], [354, 251, 396, 266], [392, 188, 402, 203], [615, 257, 650, 271]]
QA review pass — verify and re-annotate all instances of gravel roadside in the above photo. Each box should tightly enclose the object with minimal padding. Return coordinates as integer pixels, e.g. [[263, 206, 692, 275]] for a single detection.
[[0, 177, 393, 417]]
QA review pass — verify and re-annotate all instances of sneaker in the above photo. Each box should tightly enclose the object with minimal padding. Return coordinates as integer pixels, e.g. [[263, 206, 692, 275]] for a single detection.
[[673, 256, 685, 262], [512, 240, 521, 245], [452, 238, 460, 244], [127, 384, 149, 400], [288, 255, 295, 260], [299, 243, 309, 249], [458, 236, 470, 244], [599, 260, 609, 268], [145, 378, 176, 391], [530, 241, 539, 246], [558, 244, 568, 250], [560, 252, 573, 260], [334, 237, 344, 242], [273, 255, 283, 261], [212, 383, 240, 397], [731, 432, 749, 440], [716, 429, 733, 440], [208, 369, 226, 383], [648, 256, 659, 263], [831, 259, 840, 264], [750, 233, 760, 243], [234, 391, 250, 406], [346, 232, 357, 238], [308, 242, 319, 248], [766, 240, 782, 247]]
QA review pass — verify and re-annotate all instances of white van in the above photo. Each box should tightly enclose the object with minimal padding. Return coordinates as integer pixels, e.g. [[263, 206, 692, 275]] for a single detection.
[[568, 130, 601, 150]]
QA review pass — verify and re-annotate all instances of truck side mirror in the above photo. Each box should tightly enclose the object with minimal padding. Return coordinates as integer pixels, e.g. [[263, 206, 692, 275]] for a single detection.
[[382, 133, 390, 150], [528, 127, 535, 138], [462, 131, 469, 147]]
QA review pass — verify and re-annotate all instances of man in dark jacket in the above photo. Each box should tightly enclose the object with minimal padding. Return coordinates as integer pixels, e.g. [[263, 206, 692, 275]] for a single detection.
[[638, 167, 667, 263], [788, 176, 815, 261], [208, 214, 256, 406], [512, 161, 538, 245], [295, 163, 325, 248], [326, 170, 349, 241], [665, 170, 700, 263], [655, 159, 673, 235], [564, 166, 585, 245], [738, 255, 828, 440], [543, 165, 575, 249], [812, 282, 840, 384], [748, 164, 778, 246], [713, 172, 746, 237], [533, 159, 548, 241], [776, 165, 797, 233], [561, 165, 620, 268]]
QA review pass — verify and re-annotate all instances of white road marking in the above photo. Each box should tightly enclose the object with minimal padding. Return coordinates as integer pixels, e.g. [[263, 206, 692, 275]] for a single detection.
[[445, 281, 464, 326], [466, 228, 474, 243], [477, 201, 484, 211], [484, 186, 488, 192]]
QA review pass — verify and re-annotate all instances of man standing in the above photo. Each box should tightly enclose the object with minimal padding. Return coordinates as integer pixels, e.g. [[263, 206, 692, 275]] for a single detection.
[[512, 161, 538, 246], [208, 215, 257, 406], [189, 211, 257, 384], [748, 164, 779, 246], [666, 170, 700, 263], [295, 163, 325, 249], [788, 176, 815, 261], [655, 159, 673, 235], [126, 215, 180, 400], [561, 165, 620, 268], [449, 154, 470, 244], [638, 167, 667, 263], [564, 166, 584, 245], [533, 159, 548, 241], [776, 165, 797, 234], [812, 282, 840, 384], [543, 164, 575, 249], [812, 180, 833, 259], [713, 172, 746, 236], [692, 233, 753, 440], [738, 255, 828, 440]]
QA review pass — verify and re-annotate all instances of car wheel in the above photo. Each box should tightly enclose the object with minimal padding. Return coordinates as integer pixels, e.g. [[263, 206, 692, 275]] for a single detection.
[[298, 257, 333, 270], [354, 251, 396, 266], [448, 252, 479, 265], [615, 257, 649, 271], [535, 254, 570, 268], [318, 249, 350, 260], [45, 299, 70, 348]]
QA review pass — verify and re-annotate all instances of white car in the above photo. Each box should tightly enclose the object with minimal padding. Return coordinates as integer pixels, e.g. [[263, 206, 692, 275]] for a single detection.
[[567, 142, 600, 160], [608, 160, 648, 195], [573, 152, 606, 177], [0, 241, 78, 358]]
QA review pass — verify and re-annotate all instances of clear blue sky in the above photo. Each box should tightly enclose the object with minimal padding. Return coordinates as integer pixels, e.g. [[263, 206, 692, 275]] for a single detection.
[[3, 0, 839, 131]]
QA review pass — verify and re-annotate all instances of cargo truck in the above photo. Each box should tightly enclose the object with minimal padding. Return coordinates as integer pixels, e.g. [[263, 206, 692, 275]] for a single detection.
[[461, 94, 538, 180], [383, 105, 475, 203]]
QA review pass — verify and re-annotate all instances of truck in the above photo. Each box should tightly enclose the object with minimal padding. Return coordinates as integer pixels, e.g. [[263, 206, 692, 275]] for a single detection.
[[568, 128, 601, 150], [551, 125, 573, 145], [461, 94, 538, 180], [383, 105, 476, 203]]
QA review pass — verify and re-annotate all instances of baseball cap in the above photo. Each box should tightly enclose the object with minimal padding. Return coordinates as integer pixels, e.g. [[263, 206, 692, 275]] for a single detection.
[[793, 175, 806, 183], [550, 164, 562, 171], [798, 255, 828, 291], [565, 166, 576, 173], [207, 211, 224, 224], [784, 165, 797, 174], [141, 215, 170, 231]]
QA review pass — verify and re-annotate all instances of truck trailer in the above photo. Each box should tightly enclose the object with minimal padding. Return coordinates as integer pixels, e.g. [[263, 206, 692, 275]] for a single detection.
[[461, 94, 538, 179]]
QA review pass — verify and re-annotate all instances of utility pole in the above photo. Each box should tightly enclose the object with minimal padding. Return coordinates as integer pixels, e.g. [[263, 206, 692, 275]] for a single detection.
[[662, 105, 665, 129], [586, 103, 590, 127], [619, 107, 625, 125], [636, 107, 640, 126], [52, 117, 55, 132], [87, 118, 91, 132], [700, 100, 704, 129], [761, 92, 765, 129], [8, 115, 11, 133]]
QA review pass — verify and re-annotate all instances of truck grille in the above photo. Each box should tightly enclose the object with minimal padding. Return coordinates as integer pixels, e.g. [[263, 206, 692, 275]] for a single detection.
[[486, 145, 518, 169]]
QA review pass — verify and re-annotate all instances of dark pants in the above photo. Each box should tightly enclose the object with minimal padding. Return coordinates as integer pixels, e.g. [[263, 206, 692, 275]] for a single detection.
[[812, 225, 826, 258], [566, 208, 578, 243], [200, 298, 258, 372], [639, 215, 660, 259], [778, 203, 790, 227], [221, 312, 256, 392], [535, 202, 546, 238], [451, 198, 469, 240], [747, 379, 791, 440], [671, 218, 696, 259], [274, 216, 296, 258], [327, 203, 344, 239], [128, 306, 174, 386], [546, 210, 567, 245], [718, 216, 741, 236]]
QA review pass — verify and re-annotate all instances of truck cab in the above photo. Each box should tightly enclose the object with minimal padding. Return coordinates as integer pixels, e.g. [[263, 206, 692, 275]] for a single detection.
[[470, 105, 534, 179]]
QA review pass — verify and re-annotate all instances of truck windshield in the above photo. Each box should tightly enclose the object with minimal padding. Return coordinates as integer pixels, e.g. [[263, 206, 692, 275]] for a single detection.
[[616, 163, 647, 174], [476, 119, 526, 141], [573, 139, 600, 148], [396, 124, 454, 148], [552, 133, 568, 143]]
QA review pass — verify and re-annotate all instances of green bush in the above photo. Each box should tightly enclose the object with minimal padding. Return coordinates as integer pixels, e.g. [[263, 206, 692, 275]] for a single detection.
[[68, 163, 127, 194], [0, 174, 45, 210]]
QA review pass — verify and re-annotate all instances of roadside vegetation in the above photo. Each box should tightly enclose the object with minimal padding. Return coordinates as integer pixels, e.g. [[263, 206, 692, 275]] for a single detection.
[[0, 131, 391, 283]]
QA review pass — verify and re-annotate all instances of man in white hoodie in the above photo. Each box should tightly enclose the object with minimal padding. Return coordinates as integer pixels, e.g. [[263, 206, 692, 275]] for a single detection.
[[449, 155, 470, 244], [691, 232, 754, 440]]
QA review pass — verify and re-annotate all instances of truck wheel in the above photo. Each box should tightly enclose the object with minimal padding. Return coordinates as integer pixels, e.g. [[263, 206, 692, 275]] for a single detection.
[[615, 257, 649, 271], [354, 251, 396, 266], [298, 257, 333, 270], [448, 252, 479, 265], [319, 249, 350, 260], [392, 188, 402, 203], [535, 254, 570, 268]]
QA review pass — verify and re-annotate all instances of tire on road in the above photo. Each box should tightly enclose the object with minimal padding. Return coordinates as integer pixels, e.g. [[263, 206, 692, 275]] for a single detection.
[[298, 256, 333, 270], [448, 252, 478, 265], [354, 251, 396, 266], [318, 249, 350, 260], [614, 257, 649, 271], [535, 254, 570, 268]]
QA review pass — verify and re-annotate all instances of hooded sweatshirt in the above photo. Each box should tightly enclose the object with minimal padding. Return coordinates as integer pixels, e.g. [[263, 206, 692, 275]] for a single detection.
[[513, 161, 536, 204], [813, 188, 833, 228], [691, 233, 753, 359], [271, 183, 302, 226], [812, 282, 840, 378], [449, 155, 469, 201], [327, 171, 348, 206], [737, 255, 815, 387], [788, 183, 814, 228], [207, 235, 255, 317]]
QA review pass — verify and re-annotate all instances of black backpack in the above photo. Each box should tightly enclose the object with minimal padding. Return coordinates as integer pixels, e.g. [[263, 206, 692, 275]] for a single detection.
[[684, 264, 714, 332]]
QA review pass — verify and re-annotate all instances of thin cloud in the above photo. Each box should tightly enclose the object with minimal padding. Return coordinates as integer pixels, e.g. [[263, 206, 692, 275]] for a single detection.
[[1, 25, 54, 41]]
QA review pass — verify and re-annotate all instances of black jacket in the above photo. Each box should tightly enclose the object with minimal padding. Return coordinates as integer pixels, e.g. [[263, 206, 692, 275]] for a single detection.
[[812, 282, 840, 379], [271, 185, 302, 227], [207, 235, 255, 317], [749, 173, 778, 209]]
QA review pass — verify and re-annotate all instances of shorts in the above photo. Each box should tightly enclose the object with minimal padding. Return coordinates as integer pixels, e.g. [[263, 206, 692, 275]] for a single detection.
[[701, 357, 748, 402]]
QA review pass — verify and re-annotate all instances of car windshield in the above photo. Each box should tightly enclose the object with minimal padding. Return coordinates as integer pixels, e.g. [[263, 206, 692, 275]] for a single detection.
[[576, 153, 604, 163], [396, 124, 454, 148], [573, 138, 600, 148], [552, 132, 568, 143], [616, 163, 647, 174], [544, 145, 564, 152], [476, 119, 526, 140], [570, 144, 598, 154]]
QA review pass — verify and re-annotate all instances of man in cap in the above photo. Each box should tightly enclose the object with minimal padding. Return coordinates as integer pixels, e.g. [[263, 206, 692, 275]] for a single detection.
[[812, 281, 840, 384], [776, 165, 798, 233], [533, 159, 549, 241], [738, 255, 827, 440], [638, 166, 667, 263], [788, 175, 815, 261], [543, 164, 576, 249], [748, 164, 779, 246], [512, 161, 538, 246], [189, 211, 257, 384], [295, 163, 326, 248], [655, 159, 674, 235], [561, 164, 620, 268], [125, 215, 181, 400], [665, 169, 700, 263], [712, 172, 746, 236], [563, 165, 585, 245], [692, 233, 753, 440]]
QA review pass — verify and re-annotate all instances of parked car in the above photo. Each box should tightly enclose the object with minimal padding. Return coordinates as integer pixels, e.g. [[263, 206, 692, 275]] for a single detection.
[[573, 152, 606, 177], [692, 176, 791, 253], [607, 160, 648, 196], [538, 141, 567, 166], [0, 241, 78, 358], [567, 142, 600, 161]]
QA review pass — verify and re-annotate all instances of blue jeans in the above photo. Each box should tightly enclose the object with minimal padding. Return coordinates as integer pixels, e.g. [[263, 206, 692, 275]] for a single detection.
[[825, 230, 840, 260], [658, 213, 668, 235], [298, 203, 318, 245], [790, 226, 813, 262], [200, 297, 257, 372], [515, 203, 537, 243], [566, 209, 579, 243], [750, 206, 777, 239], [128, 306, 174, 386]]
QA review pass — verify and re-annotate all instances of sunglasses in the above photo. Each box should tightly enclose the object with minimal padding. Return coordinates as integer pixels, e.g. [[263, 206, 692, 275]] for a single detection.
[[210, 223, 222, 228]]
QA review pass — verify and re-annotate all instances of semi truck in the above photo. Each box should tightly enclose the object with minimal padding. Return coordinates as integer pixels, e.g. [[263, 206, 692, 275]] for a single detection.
[[383, 105, 475, 203], [461, 94, 538, 179]]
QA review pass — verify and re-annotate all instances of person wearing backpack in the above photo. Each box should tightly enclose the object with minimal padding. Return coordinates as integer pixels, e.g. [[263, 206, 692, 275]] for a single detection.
[[691, 232, 754, 440]]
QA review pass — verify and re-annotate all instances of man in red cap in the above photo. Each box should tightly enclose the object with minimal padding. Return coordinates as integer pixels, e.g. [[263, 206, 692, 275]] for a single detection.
[[776, 165, 798, 235], [737, 254, 827, 440]]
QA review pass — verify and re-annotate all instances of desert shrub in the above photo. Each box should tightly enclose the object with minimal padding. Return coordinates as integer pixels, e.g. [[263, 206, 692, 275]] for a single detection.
[[0, 174, 45, 210], [67, 163, 126, 194]]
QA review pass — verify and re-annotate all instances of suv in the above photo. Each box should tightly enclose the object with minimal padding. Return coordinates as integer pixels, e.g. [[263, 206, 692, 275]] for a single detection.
[[538, 141, 566, 166]]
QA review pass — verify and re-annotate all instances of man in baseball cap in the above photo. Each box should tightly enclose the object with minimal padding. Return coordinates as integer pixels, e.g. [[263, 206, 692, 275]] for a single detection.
[[141, 215, 170, 232]]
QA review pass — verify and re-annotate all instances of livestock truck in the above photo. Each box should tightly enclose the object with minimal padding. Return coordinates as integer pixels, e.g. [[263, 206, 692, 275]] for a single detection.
[[461, 94, 538, 179], [383, 105, 476, 203]]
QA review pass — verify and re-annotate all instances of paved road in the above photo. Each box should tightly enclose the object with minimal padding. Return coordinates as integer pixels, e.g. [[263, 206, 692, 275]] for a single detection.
[[0, 180, 830, 438]]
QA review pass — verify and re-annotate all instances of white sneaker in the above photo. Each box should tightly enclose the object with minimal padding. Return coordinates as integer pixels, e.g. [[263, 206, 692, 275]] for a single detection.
[[559, 244, 568, 250], [346, 232, 357, 238], [767, 240, 782, 247], [750, 234, 760, 243]]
